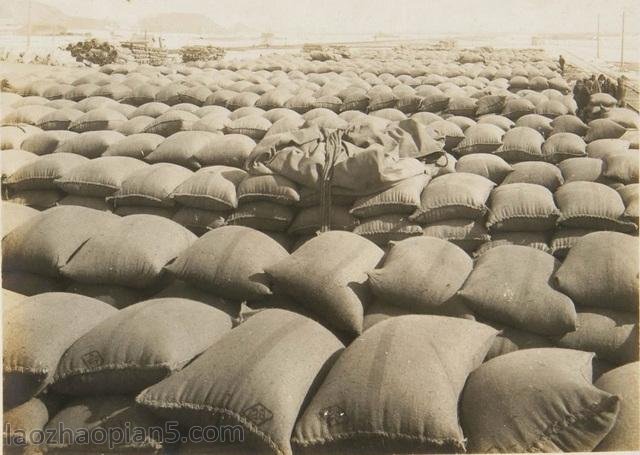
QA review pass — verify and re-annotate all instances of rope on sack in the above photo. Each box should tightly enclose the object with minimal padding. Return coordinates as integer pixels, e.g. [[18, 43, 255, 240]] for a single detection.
[[318, 128, 345, 234], [435, 150, 449, 169], [430, 133, 449, 169]]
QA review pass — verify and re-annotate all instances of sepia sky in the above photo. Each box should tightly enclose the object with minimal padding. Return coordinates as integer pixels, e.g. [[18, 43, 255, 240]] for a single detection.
[[34, 0, 640, 35]]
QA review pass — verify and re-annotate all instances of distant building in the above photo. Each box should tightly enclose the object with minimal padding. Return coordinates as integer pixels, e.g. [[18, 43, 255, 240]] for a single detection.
[[374, 32, 398, 41], [19, 22, 67, 35], [532, 36, 545, 46], [66, 29, 111, 40]]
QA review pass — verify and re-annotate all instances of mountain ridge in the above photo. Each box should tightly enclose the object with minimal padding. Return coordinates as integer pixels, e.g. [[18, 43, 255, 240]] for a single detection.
[[0, 3, 257, 36], [136, 13, 256, 36], [0, 1, 115, 30]]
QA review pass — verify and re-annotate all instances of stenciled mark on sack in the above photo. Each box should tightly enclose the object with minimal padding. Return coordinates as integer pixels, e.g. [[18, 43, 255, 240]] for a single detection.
[[319, 405, 346, 426], [81, 350, 104, 369], [242, 403, 273, 426]]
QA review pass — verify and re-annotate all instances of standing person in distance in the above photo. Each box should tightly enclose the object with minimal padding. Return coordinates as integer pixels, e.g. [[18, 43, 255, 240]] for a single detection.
[[617, 76, 627, 107], [592, 74, 602, 94], [573, 79, 590, 121], [607, 77, 618, 100], [598, 74, 608, 94], [584, 75, 594, 95]]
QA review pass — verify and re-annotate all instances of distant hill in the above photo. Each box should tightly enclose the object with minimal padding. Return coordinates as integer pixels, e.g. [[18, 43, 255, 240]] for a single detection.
[[1, 0, 115, 32], [137, 13, 225, 35], [137, 13, 256, 36], [0, 1, 61, 24], [0, 2, 257, 37]]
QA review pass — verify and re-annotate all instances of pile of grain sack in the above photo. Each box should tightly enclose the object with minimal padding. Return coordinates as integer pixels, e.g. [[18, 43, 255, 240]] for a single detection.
[[2, 47, 639, 454]]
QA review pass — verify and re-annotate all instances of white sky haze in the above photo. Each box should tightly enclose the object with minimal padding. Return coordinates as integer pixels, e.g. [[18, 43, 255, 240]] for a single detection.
[[28, 0, 640, 36]]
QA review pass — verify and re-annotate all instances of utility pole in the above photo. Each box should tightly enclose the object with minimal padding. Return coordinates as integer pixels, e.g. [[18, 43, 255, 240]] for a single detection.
[[620, 9, 625, 71], [596, 14, 600, 59], [26, 0, 32, 50]]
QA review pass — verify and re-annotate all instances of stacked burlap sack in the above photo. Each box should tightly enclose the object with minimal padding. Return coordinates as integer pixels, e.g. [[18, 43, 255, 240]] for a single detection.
[[2, 70, 638, 277], [3, 226, 638, 453], [2, 48, 639, 454]]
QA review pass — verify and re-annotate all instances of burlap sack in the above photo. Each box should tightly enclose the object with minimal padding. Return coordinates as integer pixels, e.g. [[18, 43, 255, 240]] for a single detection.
[[60, 214, 196, 289], [554, 231, 639, 312], [53, 298, 232, 395], [459, 245, 577, 336], [555, 181, 637, 232], [554, 307, 638, 365], [265, 231, 384, 335], [486, 183, 560, 232], [293, 315, 497, 453], [410, 173, 495, 223], [171, 166, 247, 211], [137, 309, 343, 455], [461, 348, 620, 453], [2, 206, 119, 277], [45, 396, 163, 452], [102, 133, 164, 159], [6, 153, 89, 191], [454, 153, 512, 184], [53, 131, 125, 158], [1, 202, 39, 238], [595, 362, 640, 451], [3, 293, 116, 408], [501, 161, 564, 191], [145, 131, 219, 169], [55, 156, 149, 197], [108, 163, 193, 208], [368, 237, 472, 311], [166, 226, 289, 301]]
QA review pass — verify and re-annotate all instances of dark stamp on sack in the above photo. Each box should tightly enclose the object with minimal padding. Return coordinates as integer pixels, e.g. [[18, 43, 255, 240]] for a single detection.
[[81, 351, 104, 369], [242, 403, 273, 426]]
